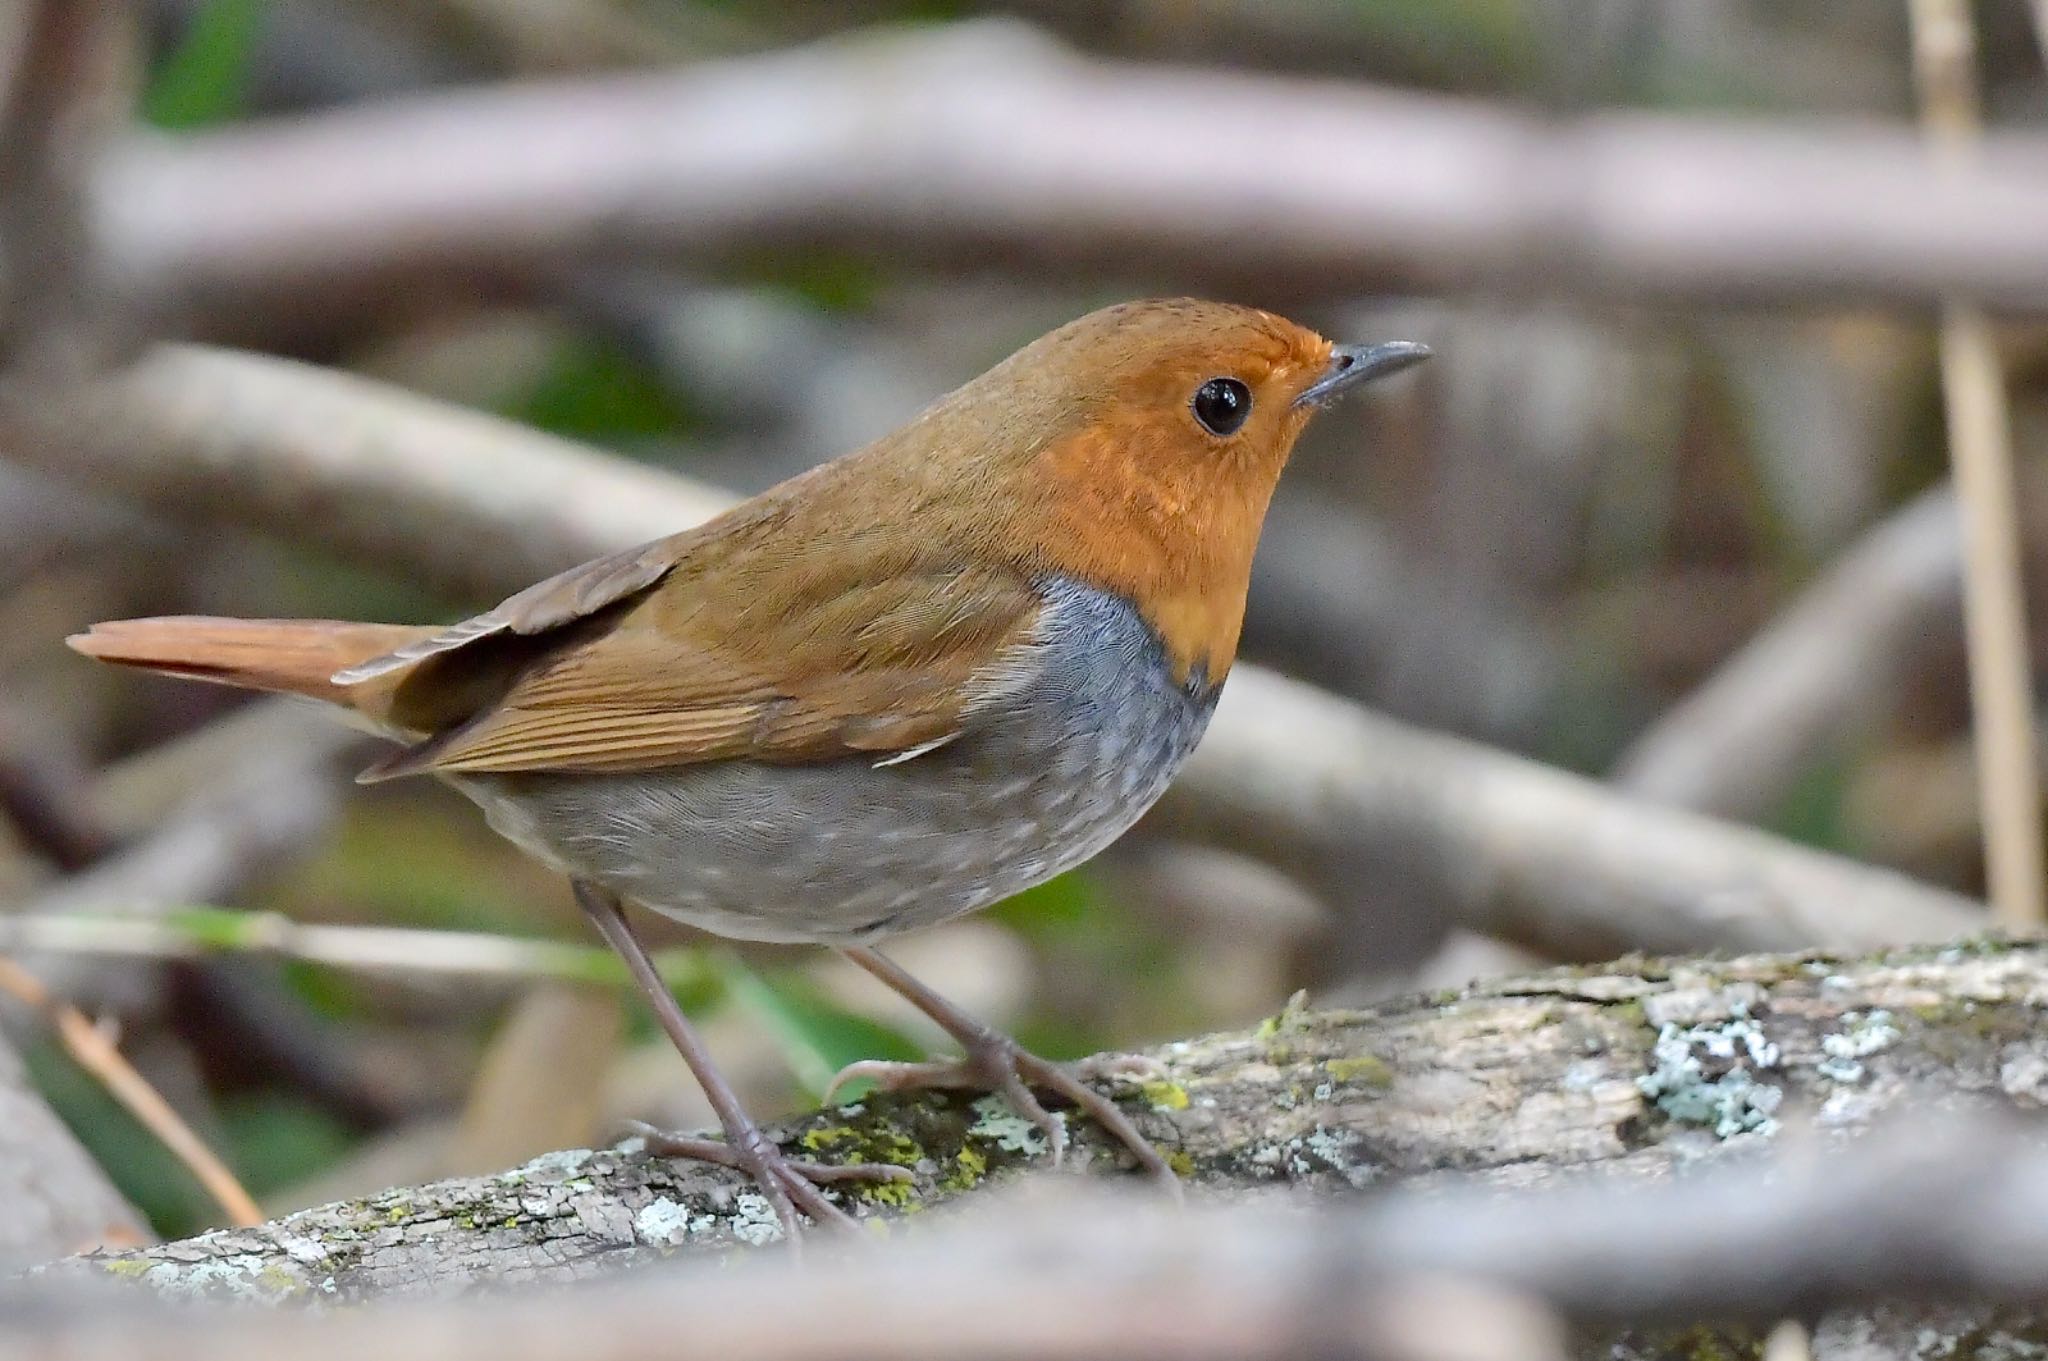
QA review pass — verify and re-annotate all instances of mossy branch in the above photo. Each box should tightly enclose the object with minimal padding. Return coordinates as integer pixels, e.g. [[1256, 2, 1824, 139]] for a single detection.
[[36, 937, 2048, 1325]]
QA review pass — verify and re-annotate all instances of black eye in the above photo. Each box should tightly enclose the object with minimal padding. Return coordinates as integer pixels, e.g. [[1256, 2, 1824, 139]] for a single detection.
[[1191, 378, 1251, 436]]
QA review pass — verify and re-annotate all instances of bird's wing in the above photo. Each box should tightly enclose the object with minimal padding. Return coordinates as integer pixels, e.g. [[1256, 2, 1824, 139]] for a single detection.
[[332, 536, 688, 686], [357, 541, 1049, 781]]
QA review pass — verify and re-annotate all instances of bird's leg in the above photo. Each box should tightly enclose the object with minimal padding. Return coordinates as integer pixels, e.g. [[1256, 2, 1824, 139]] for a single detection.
[[571, 883, 905, 1241], [829, 945, 1179, 1192]]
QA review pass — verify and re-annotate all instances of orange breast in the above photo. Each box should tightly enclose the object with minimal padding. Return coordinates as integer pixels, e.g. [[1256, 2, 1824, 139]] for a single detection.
[[1020, 414, 1277, 687]]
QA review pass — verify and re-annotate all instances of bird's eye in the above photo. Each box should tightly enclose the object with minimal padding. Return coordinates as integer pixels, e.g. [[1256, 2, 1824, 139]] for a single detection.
[[1190, 378, 1252, 437]]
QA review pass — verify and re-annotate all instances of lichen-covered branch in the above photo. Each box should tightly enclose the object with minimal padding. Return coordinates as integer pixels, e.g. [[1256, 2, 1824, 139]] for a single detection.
[[41, 938, 2048, 1311]]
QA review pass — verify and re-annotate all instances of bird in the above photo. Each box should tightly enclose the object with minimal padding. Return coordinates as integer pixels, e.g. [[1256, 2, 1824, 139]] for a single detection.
[[68, 299, 1428, 1238]]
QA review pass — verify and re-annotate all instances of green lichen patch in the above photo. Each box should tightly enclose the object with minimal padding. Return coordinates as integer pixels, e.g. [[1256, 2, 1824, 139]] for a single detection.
[[1138, 1079, 1190, 1110], [798, 1120, 923, 1173], [1323, 1055, 1394, 1088], [854, 1178, 917, 1209], [96, 1257, 153, 1280], [1254, 989, 1314, 1039], [939, 1145, 989, 1194]]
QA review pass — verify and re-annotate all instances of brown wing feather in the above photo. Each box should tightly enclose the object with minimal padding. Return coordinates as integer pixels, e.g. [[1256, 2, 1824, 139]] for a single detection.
[[333, 538, 684, 686], [361, 549, 1047, 781]]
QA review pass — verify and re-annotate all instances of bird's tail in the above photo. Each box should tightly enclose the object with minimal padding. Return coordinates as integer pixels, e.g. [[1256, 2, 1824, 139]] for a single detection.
[[67, 616, 431, 709]]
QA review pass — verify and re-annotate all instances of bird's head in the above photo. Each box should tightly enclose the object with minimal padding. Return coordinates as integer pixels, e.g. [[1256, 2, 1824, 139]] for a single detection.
[[948, 298, 1428, 687]]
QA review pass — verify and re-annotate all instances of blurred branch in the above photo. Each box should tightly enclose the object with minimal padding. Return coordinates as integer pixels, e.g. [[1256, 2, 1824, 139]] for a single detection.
[[1909, 0, 2045, 930], [1162, 668, 1979, 958], [95, 23, 2048, 335], [0, 342, 1984, 957], [0, 0, 132, 377], [34, 940, 2048, 1354], [0, 1027, 145, 1271], [15, 704, 355, 1015], [1613, 484, 1961, 821], [0, 701, 115, 871], [0, 345, 726, 602]]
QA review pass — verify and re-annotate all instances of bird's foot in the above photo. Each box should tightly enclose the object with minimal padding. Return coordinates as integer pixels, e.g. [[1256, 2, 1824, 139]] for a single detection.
[[826, 1034, 1181, 1194], [624, 1119, 912, 1240]]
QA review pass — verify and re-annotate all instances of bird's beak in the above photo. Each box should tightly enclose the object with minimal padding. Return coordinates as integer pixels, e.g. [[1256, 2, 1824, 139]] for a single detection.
[[1294, 340, 1432, 408]]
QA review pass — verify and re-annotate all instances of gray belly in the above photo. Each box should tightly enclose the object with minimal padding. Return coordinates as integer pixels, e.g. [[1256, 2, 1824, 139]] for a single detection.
[[447, 578, 1216, 944]]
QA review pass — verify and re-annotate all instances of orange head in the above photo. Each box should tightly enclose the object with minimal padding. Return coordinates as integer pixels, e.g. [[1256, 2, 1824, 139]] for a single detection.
[[890, 299, 1429, 687]]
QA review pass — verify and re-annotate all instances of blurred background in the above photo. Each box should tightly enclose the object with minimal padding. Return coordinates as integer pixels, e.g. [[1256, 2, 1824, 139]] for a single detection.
[[2, 0, 2044, 1242]]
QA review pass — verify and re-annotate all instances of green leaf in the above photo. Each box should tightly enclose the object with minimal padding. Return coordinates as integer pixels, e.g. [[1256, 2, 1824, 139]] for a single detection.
[[216, 1093, 353, 1196], [501, 334, 695, 445], [143, 0, 266, 130], [23, 1039, 217, 1237], [708, 954, 923, 1099], [989, 869, 1097, 936]]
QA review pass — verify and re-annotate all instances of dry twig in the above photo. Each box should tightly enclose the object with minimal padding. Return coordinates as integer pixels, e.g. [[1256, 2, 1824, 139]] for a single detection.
[[0, 955, 259, 1228], [0, 908, 710, 990], [1908, 0, 2045, 930]]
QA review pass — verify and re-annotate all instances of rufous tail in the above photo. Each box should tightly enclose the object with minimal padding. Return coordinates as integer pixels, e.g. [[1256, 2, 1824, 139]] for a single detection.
[[66, 616, 430, 709]]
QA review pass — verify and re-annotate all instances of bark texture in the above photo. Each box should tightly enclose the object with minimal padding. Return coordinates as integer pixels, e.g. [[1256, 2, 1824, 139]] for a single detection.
[[40, 938, 2048, 1311]]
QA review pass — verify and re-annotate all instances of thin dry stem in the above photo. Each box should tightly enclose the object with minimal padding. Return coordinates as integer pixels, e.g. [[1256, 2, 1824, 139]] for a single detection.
[[0, 955, 262, 1228], [0, 910, 703, 989], [1909, 0, 2045, 930]]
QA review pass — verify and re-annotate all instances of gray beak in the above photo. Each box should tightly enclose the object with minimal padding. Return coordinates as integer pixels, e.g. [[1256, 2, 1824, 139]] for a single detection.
[[1294, 340, 1432, 408]]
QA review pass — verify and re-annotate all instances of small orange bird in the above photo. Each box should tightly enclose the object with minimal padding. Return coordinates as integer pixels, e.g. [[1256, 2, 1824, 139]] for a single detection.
[[71, 299, 1426, 1236]]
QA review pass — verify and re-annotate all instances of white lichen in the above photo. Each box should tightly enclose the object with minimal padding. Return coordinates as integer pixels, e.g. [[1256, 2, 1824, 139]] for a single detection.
[[1247, 1126, 1368, 1185], [969, 1094, 1052, 1154], [274, 1233, 328, 1267], [519, 1147, 593, 1178], [139, 1253, 296, 1302], [634, 1196, 694, 1247], [729, 1193, 786, 1246], [1636, 1001, 1783, 1138], [1303, 1125, 1372, 1187], [1817, 1009, 1899, 1084]]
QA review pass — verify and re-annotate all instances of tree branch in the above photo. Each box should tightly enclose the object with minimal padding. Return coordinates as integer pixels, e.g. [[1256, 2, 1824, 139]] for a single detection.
[[33, 938, 2048, 1358], [94, 23, 2048, 336], [1613, 484, 1963, 821]]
